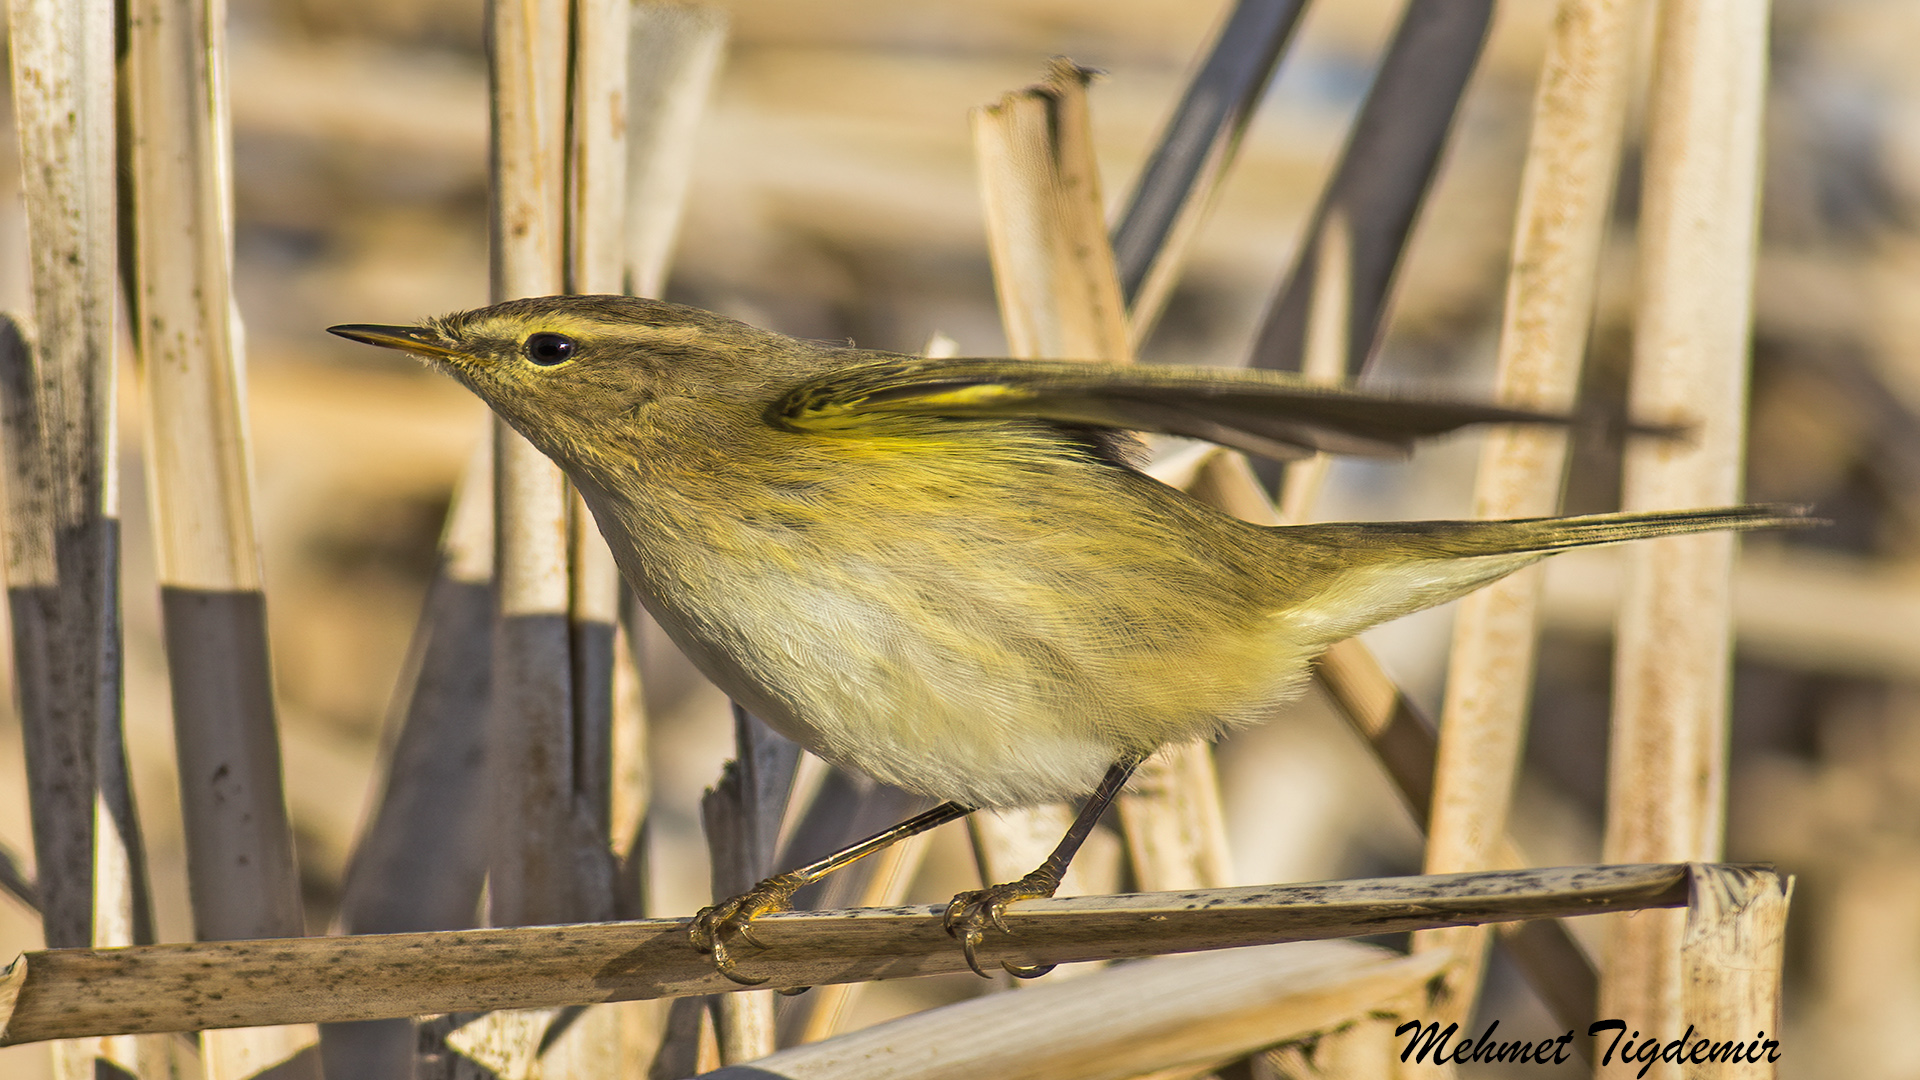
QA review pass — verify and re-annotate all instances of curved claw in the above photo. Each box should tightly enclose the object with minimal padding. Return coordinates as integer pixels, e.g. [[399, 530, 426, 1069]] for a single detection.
[[687, 872, 805, 984], [944, 872, 1061, 979], [709, 935, 772, 987], [734, 920, 771, 951], [988, 903, 1013, 936], [956, 924, 991, 979]]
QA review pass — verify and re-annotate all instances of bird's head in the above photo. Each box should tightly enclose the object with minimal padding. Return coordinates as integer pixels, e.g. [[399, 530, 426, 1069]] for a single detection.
[[329, 294, 809, 459]]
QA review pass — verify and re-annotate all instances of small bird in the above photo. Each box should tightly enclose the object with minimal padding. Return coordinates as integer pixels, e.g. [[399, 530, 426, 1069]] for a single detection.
[[331, 295, 1804, 981]]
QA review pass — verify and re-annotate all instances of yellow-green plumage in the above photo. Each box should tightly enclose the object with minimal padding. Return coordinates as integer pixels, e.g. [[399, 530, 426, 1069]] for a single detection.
[[330, 295, 1804, 810]]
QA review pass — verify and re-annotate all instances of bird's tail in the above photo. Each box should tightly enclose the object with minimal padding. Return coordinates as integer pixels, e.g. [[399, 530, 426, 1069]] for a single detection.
[[1367, 503, 1820, 559], [1271, 504, 1817, 647]]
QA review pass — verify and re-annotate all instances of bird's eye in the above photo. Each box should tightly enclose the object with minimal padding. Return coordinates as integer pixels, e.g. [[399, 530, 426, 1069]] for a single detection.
[[525, 332, 576, 366]]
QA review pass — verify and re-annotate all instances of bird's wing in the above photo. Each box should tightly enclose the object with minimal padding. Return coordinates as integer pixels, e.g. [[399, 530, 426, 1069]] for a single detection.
[[771, 357, 1577, 461]]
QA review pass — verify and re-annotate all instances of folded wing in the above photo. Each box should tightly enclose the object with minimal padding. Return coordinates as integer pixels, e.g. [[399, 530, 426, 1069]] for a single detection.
[[771, 357, 1584, 461]]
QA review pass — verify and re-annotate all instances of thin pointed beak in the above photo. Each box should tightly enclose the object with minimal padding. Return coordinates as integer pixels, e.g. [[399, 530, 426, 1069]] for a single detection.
[[327, 323, 460, 359]]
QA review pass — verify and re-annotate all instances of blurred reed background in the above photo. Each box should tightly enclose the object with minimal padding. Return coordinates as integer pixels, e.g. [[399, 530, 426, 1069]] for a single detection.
[[0, 0, 1913, 1076]]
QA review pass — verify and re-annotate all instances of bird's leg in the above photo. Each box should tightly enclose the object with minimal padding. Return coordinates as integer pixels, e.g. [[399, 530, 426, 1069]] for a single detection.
[[691, 799, 976, 985], [944, 757, 1141, 979]]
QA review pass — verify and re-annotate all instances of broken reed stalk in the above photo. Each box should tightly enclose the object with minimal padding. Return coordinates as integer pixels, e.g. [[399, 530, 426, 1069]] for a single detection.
[[1414, 0, 1643, 1022], [972, 60, 1234, 910], [1681, 865, 1791, 1077], [974, 59, 1133, 365], [123, 0, 319, 1075], [0, 327, 160, 1068], [701, 941, 1444, 1080], [341, 441, 495, 936], [1248, 0, 1495, 378], [1601, 0, 1771, 1066], [3, 0, 126, 971], [327, 440, 495, 1078], [967, 61, 1134, 977], [775, 778, 934, 1045], [0, 864, 1696, 1043], [701, 710, 800, 1063]]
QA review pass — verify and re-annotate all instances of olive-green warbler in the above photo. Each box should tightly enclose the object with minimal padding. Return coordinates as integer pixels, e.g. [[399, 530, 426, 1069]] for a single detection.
[[332, 295, 1804, 981]]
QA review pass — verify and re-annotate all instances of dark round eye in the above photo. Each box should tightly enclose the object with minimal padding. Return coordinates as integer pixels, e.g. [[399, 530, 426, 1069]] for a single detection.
[[525, 332, 576, 366]]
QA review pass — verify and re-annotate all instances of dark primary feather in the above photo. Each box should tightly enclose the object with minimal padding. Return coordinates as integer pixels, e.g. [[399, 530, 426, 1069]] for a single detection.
[[771, 356, 1583, 461]]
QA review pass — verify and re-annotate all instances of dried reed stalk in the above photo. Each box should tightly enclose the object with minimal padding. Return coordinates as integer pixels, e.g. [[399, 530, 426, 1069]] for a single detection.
[[0, 310, 159, 1077], [544, 5, 641, 1073], [698, 941, 1443, 1080], [327, 440, 495, 1079], [625, 4, 729, 299], [0, 863, 1696, 1043], [1110, 0, 1308, 340], [1314, 638, 1598, 1036], [974, 59, 1133, 365], [425, 6, 726, 1072], [972, 59, 1234, 913], [0, 843, 33, 913], [3, 0, 125, 962], [774, 778, 934, 1045], [617, 6, 727, 922], [967, 61, 1135, 965], [1110, 0, 1611, 1034], [342, 442, 495, 936], [486, 0, 580, 931], [1271, 208, 1353, 525], [439, 0, 613, 1074], [566, 0, 630, 886], [123, 0, 318, 1074], [610, 0, 727, 930], [1249, 0, 1495, 377], [701, 711, 801, 1063], [1680, 865, 1790, 1079], [1543, 544, 1920, 680], [1601, 0, 1770, 1067], [1414, 0, 1642, 1023], [0, 6, 147, 1041]]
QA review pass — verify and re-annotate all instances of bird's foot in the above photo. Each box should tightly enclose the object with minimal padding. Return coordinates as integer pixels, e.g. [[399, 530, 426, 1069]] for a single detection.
[[689, 871, 807, 986], [943, 870, 1061, 979]]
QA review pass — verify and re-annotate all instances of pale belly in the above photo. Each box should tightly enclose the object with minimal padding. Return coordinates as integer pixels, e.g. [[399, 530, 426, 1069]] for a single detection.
[[594, 486, 1309, 809]]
